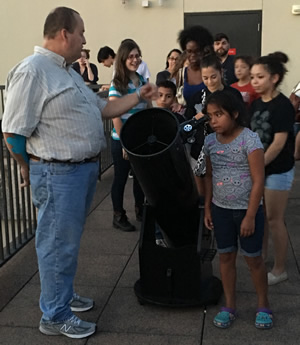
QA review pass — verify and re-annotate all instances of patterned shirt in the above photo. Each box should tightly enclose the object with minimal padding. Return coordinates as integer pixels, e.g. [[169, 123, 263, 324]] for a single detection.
[[2, 46, 107, 162], [204, 128, 263, 209], [109, 74, 147, 140]]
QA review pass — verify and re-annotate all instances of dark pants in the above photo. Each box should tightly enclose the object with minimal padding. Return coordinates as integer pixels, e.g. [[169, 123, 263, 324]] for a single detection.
[[111, 139, 144, 214]]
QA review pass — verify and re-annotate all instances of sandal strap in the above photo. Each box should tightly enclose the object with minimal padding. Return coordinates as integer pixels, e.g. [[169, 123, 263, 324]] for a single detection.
[[220, 307, 236, 315], [256, 308, 273, 315]]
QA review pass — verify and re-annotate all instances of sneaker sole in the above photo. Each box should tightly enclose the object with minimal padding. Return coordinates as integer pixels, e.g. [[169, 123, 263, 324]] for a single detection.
[[39, 324, 96, 339], [70, 304, 94, 312]]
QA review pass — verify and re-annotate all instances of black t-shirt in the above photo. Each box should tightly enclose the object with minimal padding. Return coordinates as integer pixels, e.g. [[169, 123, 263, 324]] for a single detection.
[[185, 86, 244, 160], [72, 62, 99, 84], [250, 93, 295, 176], [222, 55, 238, 86]]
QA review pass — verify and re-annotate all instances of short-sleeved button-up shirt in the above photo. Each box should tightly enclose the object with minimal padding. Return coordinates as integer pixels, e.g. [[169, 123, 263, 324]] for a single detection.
[[2, 46, 107, 162]]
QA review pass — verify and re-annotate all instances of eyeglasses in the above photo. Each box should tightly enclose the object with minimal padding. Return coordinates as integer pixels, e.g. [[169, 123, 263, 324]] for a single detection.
[[127, 54, 141, 61], [168, 57, 178, 61]]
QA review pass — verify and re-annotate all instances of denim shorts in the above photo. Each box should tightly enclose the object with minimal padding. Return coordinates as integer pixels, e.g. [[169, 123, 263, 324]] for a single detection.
[[211, 204, 264, 257], [265, 168, 294, 191]]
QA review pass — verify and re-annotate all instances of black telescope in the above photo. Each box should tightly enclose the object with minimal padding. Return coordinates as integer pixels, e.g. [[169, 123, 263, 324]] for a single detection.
[[120, 108, 222, 307]]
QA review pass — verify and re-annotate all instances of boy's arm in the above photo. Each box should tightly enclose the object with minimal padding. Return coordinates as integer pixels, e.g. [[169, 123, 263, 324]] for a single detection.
[[240, 148, 265, 237]]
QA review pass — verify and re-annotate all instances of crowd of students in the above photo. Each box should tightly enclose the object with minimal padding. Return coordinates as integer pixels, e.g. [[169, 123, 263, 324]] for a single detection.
[[71, 26, 299, 331]]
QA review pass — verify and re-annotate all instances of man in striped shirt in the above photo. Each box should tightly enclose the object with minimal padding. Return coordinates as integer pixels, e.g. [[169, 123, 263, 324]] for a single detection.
[[2, 7, 156, 339]]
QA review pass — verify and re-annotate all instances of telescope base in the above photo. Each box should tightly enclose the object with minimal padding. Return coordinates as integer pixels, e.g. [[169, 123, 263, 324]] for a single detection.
[[134, 276, 222, 307], [134, 205, 223, 308]]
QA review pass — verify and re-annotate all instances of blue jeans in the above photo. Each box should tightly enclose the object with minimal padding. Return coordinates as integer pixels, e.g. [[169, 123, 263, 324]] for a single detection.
[[111, 139, 144, 213], [29, 160, 99, 322]]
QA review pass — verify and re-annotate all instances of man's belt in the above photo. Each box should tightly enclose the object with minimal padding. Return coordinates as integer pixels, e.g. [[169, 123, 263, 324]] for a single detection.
[[28, 154, 100, 164]]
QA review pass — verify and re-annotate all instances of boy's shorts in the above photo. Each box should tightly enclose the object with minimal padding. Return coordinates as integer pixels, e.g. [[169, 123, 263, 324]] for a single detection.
[[211, 204, 264, 257]]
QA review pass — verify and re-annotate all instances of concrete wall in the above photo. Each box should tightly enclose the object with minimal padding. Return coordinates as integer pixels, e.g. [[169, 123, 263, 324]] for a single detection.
[[0, 0, 299, 94]]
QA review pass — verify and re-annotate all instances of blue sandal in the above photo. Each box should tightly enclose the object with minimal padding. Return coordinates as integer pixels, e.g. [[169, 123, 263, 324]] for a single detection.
[[255, 308, 273, 329], [213, 307, 236, 328]]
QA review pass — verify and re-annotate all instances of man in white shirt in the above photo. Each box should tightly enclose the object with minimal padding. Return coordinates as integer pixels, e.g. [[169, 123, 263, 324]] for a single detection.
[[2, 6, 156, 339]]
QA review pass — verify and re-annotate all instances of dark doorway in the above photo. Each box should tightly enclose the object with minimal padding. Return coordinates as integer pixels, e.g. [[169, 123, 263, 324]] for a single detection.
[[184, 11, 262, 58]]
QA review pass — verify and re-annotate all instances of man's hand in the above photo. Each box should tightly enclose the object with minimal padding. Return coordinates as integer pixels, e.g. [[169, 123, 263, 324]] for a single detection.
[[20, 164, 30, 187], [140, 83, 158, 101]]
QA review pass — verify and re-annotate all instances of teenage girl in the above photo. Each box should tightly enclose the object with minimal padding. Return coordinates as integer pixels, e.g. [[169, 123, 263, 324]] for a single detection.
[[109, 40, 150, 232], [250, 52, 295, 285], [185, 53, 243, 194], [231, 56, 259, 107], [203, 90, 272, 329]]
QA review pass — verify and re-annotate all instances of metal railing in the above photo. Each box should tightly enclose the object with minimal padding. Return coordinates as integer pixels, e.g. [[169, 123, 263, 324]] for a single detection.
[[0, 85, 113, 267]]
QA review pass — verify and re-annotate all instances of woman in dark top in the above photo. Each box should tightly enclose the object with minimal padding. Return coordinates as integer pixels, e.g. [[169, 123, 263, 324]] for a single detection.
[[250, 52, 295, 286], [72, 49, 99, 85], [156, 49, 181, 85], [185, 54, 244, 194], [176, 26, 214, 105]]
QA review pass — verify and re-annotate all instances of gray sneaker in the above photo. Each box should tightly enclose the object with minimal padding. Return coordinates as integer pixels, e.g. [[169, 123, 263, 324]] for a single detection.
[[70, 293, 94, 312], [39, 315, 96, 338]]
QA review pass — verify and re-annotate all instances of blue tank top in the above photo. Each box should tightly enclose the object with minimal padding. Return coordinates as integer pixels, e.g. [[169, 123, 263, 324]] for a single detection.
[[183, 67, 205, 104]]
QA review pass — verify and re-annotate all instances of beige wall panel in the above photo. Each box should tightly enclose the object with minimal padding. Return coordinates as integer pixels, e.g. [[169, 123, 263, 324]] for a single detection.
[[0, 0, 184, 85], [1, 0, 299, 95], [262, 0, 300, 94]]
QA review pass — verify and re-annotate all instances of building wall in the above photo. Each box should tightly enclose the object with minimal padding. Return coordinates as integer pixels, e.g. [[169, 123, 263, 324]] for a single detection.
[[0, 0, 299, 95]]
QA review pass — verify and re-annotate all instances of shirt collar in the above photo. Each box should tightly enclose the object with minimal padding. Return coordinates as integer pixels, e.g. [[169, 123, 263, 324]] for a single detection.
[[34, 46, 67, 69]]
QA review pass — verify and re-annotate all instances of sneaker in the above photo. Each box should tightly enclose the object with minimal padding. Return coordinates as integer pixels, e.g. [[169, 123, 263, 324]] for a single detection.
[[39, 315, 96, 339], [268, 271, 288, 285], [156, 239, 168, 247], [113, 213, 135, 232], [213, 307, 236, 328], [70, 293, 94, 312], [128, 170, 134, 179]]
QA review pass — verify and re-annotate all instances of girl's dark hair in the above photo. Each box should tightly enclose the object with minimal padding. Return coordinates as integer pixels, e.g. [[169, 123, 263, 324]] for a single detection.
[[203, 90, 248, 127], [234, 55, 254, 68], [200, 53, 222, 72], [254, 51, 289, 87], [113, 40, 142, 95], [165, 49, 182, 69], [177, 25, 214, 56]]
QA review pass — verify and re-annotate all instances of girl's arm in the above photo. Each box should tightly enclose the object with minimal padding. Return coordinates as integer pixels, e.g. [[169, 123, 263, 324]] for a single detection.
[[264, 132, 288, 166], [203, 156, 214, 230], [240, 148, 265, 237]]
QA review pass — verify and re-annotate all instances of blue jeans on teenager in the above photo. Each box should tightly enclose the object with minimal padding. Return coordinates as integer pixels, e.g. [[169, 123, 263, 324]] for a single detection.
[[29, 160, 99, 322], [111, 139, 144, 213]]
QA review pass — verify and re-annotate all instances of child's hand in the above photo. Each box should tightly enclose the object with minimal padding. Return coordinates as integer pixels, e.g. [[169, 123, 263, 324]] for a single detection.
[[240, 215, 255, 237], [204, 208, 214, 230], [194, 112, 205, 120], [171, 102, 184, 113]]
